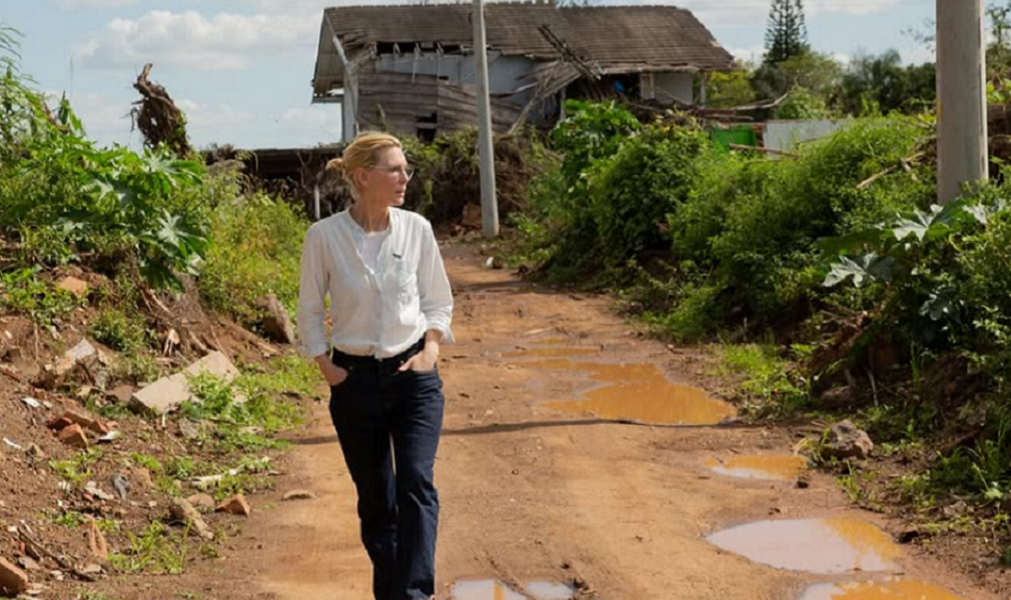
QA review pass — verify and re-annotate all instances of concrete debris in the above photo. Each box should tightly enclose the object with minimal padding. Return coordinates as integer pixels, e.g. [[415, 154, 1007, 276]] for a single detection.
[[106, 385, 134, 404], [169, 498, 215, 540], [130, 351, 240, 415], [54, 339, 98, 377], [20, 397, 41, 409], [84, 481, 116, 502], [97, 431, 121, 444]]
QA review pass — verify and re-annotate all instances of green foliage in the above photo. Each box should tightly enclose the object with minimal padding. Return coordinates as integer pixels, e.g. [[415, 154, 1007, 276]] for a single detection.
[[585, 126, 710, 270], [752, 51, 842, 100], [835, 50, 936, 116], [197, 187, 308, 326], [0, 267, 80, 325], [705, 66, 758, 109], [109, 521, 189, 575], [776, 87, 833, 120], [714, 342, 811, 415], [89, 307, 150, 352], [764, 0, 808, 65], [665, 116, 931, 337], [50, 448, 104, 490], [0, 43, 210, 290]]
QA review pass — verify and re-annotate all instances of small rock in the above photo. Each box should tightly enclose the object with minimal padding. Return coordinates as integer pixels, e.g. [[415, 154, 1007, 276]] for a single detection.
[[84, 481, 116, 501], [2, 438, 23, 451], [169, 498, 215, 540], [58, 424, 88, 449], [46, 416, 74, 432], [178, 419, 201, 440], [20, 397, 41, 409], [257, 294, 296, 345], [282, 490, 316, 502], [133, 468, 152, 489], [819, 386, 855, 409], [17, 557, 39, 572], [79, 563, 102, 575], [26, 444, 45, 460], [75, 386, 94, 401], [820, 419, 874, 460], [186, 493, 216, 511], [943, 500, 969, 518], [111, 474, 131, 500], [57, 276, 89, 298], [0, 555, 28, 596], [106, 385, 133, 404], [216, 494, 251, 517]]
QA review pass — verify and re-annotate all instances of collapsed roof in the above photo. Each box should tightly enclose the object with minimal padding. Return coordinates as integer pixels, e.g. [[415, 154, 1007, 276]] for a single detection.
[[312, 3, 735, 100]]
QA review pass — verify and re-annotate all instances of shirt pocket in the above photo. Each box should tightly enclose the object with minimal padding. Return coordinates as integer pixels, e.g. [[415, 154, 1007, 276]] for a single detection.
[[394, 261, 420, 324]]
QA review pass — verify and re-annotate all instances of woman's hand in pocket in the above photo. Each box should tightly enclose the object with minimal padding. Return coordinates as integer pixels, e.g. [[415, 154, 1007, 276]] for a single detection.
[[315, 355, 349, 386]]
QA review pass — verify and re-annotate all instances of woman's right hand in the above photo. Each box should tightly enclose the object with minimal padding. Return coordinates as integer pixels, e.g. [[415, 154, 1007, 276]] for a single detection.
[[315, 356, 349, 387]]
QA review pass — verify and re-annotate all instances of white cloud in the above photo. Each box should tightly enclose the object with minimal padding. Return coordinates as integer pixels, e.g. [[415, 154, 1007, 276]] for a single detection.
[[50, 0, 138, 7], [72, 10, 317, 71]]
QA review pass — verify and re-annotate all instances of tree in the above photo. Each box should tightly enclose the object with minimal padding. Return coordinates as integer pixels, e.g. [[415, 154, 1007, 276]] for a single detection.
[[752, 51, 843, 99], [764, 0, 808, 65], [836, 50, 936, 116]]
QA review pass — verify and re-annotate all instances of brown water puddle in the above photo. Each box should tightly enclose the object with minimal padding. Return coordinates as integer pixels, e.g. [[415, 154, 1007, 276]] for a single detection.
[[705, 517, 902, 574], [515, 358, 735, 426], [503, 347, 601, 358], [704, 455, 808, 480], [797, 579, 969, 600], [451, 580, 528, 600]]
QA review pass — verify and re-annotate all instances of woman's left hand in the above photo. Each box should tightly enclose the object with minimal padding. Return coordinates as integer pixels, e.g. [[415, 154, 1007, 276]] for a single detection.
[[400, 345, 439, 373]]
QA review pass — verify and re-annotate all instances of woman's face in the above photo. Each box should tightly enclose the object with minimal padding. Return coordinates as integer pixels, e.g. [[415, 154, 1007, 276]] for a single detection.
[[358, 146, 412, 207]]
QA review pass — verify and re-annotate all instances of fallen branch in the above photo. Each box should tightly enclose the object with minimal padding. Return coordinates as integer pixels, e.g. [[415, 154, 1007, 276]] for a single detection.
[[19, 530, 98, 582], [728, 143, 799, 158]]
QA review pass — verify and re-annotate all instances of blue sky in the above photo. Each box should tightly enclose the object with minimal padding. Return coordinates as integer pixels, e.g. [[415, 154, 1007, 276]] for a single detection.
[[3, 0, 936, 150]]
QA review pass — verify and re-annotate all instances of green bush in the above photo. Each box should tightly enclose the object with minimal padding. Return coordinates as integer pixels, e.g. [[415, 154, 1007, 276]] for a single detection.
[[0, 48, 210, 290], [197, 189, 308, 326], [89, 307, 150, 352]]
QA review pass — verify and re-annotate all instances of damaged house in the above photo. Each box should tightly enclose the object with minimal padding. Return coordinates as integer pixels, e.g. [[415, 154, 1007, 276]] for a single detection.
[[311, 3, 735, 141]]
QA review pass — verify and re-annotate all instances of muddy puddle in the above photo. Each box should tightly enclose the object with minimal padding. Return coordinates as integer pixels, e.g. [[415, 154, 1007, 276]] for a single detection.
[[511, 356, 735, 426], [704, 455, 808, 480], [797, 579, 968, 600], [451, 580, 573, 600], [706, 517, 901, 574]]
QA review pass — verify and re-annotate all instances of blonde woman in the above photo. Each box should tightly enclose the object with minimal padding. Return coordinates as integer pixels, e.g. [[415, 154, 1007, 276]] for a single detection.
[[297, 132, 454, 600]]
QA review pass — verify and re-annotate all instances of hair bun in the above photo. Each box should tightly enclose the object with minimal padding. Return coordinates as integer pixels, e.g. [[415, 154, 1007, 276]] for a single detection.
[[326, 157, 344, 172]]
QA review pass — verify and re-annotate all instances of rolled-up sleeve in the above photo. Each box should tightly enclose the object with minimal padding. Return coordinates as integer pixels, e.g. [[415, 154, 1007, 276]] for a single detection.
[[296, 223, 332, 359], [417, 221, 455, 344]]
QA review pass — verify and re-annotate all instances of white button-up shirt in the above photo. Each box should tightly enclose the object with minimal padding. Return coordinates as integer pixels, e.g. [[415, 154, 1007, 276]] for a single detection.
[[296, 208, 454, 359]]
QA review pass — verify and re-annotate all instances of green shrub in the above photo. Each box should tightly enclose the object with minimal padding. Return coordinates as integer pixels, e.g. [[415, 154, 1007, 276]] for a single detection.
[[197, 190, 308, 326], [90, 308, 150, 352]]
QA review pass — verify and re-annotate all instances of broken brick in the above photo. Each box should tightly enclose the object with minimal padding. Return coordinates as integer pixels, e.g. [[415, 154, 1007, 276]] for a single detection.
[[58, 424, 89, 449], [216, 494, 251, 517], [0, 556, 28, 596]]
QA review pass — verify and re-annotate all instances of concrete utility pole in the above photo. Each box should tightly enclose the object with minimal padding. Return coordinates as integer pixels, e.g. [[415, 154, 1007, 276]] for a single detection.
[[936, 0, 989, 204], [472, 0, 499, 237]]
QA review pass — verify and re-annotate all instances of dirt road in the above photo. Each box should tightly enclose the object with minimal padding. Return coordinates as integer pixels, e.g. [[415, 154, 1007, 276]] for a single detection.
[[223, 243, 993, 600]]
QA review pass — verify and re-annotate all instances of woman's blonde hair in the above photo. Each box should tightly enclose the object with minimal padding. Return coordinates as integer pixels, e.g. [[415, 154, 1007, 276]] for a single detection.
[[326, 131, 403, 198]]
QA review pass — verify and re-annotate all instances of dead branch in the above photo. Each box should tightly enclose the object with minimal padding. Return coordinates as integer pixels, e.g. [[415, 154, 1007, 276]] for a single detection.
[[130, 63, 192, 157]]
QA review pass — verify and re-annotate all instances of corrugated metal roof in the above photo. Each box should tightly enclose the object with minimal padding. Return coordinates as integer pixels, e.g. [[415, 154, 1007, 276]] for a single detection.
[[313, 3, 734, 97]]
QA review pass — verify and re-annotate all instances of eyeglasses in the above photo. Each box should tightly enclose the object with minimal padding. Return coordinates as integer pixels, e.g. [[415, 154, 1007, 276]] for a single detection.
[[371, 165, 415, 179]]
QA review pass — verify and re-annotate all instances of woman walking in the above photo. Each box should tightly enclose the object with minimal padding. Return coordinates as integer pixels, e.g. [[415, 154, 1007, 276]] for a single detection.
[[297, 132, 454, 600]]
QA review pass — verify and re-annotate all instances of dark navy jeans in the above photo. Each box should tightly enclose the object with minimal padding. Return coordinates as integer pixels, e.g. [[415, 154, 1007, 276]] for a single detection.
[[329, 341, 444, 600]]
